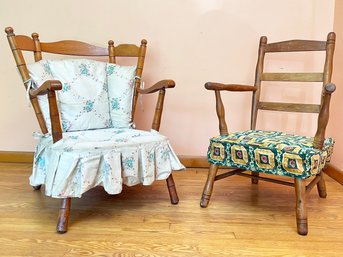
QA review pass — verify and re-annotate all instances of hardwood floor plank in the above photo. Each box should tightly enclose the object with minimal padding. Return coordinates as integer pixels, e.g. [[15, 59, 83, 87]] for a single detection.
[[0, 165, 343, 256]]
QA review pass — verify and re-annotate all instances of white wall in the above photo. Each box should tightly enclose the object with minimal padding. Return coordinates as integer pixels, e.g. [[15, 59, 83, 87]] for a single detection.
[[0, 0, 336, 160]]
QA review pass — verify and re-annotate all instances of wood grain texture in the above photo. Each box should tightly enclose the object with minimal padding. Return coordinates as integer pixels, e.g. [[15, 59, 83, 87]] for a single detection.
[[261, 72, 323, 82], [251, 36, 267, 130], [313, 83, 336, 148], [40, 40, 108, 56], [205, 83, 256, 91], [257, 102, 321, 113], [1, 164, 343, 256], [215, 90, 228, 135], [324, 164, 343, 185], [265, 40, 326, 52]]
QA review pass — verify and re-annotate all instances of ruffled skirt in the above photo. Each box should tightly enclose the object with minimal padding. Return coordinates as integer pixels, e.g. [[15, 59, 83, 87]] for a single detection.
[[30, 128, 185, 198]]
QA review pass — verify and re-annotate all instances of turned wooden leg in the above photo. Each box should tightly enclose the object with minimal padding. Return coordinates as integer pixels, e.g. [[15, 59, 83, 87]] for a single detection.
[[200, 163, 219, 208], [32, 185, 42, 190], [57, 198, 71, 234], [294, 178, 308, 235], [166, 174, 179, 205], [251, 171, 259, 184], [316, 171, 327, 198]]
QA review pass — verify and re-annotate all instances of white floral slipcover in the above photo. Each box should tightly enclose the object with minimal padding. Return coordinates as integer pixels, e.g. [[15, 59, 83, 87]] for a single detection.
[[27, 59, 184, 198]]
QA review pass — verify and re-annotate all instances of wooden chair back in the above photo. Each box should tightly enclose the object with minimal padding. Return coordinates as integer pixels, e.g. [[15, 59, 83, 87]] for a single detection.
[[5, 27, 146, 134], [251, 32, 336, 148]]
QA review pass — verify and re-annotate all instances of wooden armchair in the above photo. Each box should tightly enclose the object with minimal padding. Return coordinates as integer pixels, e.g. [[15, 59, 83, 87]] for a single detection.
[[5, 27, 184, 233], [201, 33, 336, 235]]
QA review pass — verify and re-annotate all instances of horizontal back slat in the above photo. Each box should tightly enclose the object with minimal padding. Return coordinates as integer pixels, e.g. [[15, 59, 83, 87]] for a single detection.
[[266, 40, 326, 52], [13, 35, 141, 58], [40, 40, 108, 56], [115, 44, 140, 57], [258, 102, 321, 113], [262, 73, 323, 82], [15, 35, 35, 51]]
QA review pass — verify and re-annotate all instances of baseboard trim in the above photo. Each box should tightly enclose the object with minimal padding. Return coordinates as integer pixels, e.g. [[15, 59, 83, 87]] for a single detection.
[[178, 155, 209, 168], [0, 151, 342, 185], [324, 163, 343, 185], [0, 151, 34, 163]]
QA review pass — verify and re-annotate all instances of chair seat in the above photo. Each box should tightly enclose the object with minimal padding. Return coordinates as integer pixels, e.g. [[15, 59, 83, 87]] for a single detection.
[[31, 128, 184, 198], [208, 130, 334, 179]]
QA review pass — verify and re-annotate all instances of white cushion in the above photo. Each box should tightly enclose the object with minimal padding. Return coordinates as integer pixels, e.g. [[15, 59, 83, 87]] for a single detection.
[[27, 59, 137, 132], [30, 128, 185, 198], [48, 59, 111, 132], [107, 63, 136, 128]]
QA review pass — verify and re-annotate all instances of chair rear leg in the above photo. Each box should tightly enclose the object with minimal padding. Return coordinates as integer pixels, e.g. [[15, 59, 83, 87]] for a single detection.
[[57, 198, 71, 234], [316, 171, 327, 198], [251, 171, 259, 184], [294, 178, 308, 235], [32, 185, 42, 190], [166, 174, 179, 205], [200, 163, 219, 208]]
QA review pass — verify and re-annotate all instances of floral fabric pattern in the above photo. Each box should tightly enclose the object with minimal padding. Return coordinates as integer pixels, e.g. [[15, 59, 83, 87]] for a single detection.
[[47, 59, 111, 132], [107, 63, 136, 128], [26, 59, 184, 199], [208, 130, 334, 179], [30, 128, 185, 198], [27, 59, 136, 132]]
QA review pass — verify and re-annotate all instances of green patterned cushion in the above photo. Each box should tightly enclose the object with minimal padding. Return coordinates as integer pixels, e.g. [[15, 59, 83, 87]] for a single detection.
[[208, 130, 334, 179]]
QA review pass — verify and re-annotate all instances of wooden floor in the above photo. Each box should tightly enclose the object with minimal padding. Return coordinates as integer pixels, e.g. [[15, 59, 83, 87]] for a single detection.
[[1, 164, 343, 257]]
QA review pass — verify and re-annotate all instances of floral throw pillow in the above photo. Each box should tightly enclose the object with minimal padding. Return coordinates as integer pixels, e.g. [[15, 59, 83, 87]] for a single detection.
[[107, 63, 136, 128], [28, 59, 112, 132], [27, 59, 136, 133]]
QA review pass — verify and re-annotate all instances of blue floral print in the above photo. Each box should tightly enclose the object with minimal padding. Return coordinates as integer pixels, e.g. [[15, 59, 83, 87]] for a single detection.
[[83, 100, 94, 112], [79, 64, 90, 76]]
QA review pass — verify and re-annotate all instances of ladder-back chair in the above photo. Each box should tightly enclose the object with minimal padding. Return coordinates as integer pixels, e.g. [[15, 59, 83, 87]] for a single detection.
[[201, 33, 336, 235], [5, 27, 184, 233]]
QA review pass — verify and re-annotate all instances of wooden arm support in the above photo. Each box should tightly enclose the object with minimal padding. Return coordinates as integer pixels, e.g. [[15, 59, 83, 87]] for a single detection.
[[29, 80, 62, 97], [30, 80, 63, 143], [205, 82, 256, 92], [137, 80, 175, 131], [205, 82, 256, 136], [137, 80, 175, 94], [313, 83, 336, 149]]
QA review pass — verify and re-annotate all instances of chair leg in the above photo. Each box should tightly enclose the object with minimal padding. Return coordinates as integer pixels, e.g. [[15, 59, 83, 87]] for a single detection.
[[251, 171, 259, 184], [294, 178, 308, 235], [56, 198, 71, 234], [32, 185, 42, 190], [316, 172, 327, 198], [166, 174, 179, 205], [200, 163, 219, 208]]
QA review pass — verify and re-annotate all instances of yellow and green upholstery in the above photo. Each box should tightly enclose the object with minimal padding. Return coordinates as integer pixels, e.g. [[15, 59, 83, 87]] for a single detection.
[[208, 130, 334, 179]]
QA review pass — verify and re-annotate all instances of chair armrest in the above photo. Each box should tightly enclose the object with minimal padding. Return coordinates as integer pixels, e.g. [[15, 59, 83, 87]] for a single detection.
[[313, 83, 336, 149], [29, 80, 62, 97], [29, 80, 63, 143], [206, 83, 255, 135], [135, 79, 176, 131], [138, 80, 175, 94], [205, 82, 256, 92]]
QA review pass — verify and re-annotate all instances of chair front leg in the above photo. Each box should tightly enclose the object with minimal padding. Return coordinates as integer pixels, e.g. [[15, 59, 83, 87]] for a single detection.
[[294, 178, 308, 235], [57, 198, 71, 234], [32, 185, 42, 190], [200, 163, 219, 208], [166, 174, 179, 204], [316, 171, 327, 198]]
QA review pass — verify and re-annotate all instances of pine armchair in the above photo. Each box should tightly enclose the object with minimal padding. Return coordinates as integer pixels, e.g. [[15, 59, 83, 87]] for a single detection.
[[201, 33, 336, 235], [5, 27, 184, 233]]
